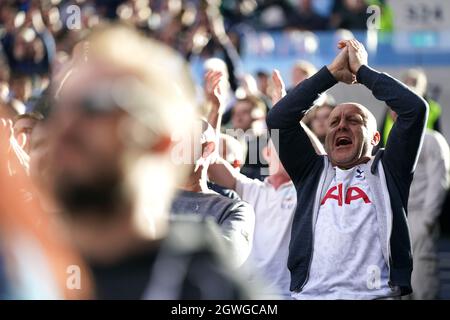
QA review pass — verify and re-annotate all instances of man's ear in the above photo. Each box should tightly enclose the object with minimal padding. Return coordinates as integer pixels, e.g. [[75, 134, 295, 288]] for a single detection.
[[202, 141, 215, 159], [371, 131, 381, 146]]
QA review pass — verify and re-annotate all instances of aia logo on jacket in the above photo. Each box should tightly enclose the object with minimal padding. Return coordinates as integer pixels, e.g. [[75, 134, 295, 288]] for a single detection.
[[321, 183, 371, 207]]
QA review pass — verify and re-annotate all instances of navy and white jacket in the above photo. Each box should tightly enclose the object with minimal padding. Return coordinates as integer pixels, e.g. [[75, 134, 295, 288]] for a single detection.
[[266, 65, 428, 295]]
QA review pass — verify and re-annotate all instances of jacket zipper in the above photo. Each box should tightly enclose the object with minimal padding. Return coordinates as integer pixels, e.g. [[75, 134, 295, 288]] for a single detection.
[[297, 159, 328, 291], [379, 160, 394, 287]]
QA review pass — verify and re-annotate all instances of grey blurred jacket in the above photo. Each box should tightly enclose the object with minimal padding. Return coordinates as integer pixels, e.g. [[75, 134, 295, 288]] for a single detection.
[[171, 190, 255, 267], [407, 130, 450, 299]]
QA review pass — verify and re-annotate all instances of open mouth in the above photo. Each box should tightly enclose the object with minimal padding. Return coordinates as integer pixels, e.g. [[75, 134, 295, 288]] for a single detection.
[[335, 137, 353, 147]]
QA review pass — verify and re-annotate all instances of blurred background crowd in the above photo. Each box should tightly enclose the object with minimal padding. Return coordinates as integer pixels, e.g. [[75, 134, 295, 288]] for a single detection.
[[1, 0, 450, 300]]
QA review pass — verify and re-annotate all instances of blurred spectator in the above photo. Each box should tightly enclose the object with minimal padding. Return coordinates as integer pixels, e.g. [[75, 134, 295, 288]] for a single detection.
[[9, 72, 32, 104], [0, 81, 25, 119], [239, 73, 259, 96], [387, 114, 450, 299], [210, 140, 294, 298], [203, 69, 245, 202], [204, 57, 236, 114], [95, 0, 125, 20], [170, 119, 255, 268], [13, 111, 43, 154], [403, 69, 442, 133], [0, 52, 11, 83], [332, 28, 355, 48], [44, 25, 253, 299], [231, 96, 266, 132], [303, 93, 336, 144], [237, 72, 272, 112], [256, 70, 270, 98], [291, 59, 317, 88], [1, 23, 55, 76], [312, 0, 336, 18], [230, 95, 268, 180], [380, 69, 443, 147], [288, 0, 328, 31], [331, 0, 369, 30], [254, 69, 273, 111]]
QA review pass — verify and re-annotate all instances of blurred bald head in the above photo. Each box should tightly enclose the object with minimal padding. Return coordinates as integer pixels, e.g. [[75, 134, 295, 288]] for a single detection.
[[47, 24, 198, 225]]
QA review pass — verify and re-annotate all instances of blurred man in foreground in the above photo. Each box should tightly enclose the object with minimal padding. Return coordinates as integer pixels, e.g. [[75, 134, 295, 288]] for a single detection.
[[46, 25, 253, 299]]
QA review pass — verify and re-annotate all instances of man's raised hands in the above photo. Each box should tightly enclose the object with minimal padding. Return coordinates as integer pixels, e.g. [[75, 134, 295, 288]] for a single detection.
[[327, 39, 368, 84], [327, 45, 356, 84], [344, 39, 368, 74]]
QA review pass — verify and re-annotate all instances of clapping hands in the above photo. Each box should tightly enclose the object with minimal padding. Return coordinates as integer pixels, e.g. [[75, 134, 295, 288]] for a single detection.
[[327, 39, 368, 84]]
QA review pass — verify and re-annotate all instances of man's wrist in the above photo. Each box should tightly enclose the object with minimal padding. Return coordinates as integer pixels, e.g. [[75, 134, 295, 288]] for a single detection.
[[356, 64, 379, 89], [354, 64, 365, 74], [326, 64, 338, 80]]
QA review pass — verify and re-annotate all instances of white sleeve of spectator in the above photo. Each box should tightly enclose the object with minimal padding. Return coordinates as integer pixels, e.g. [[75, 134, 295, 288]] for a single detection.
[[235, 174, 264, 202]]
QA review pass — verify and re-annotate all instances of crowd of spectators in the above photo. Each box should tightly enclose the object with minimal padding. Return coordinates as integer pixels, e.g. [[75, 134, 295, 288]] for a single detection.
[[0, 0, 448, 300]]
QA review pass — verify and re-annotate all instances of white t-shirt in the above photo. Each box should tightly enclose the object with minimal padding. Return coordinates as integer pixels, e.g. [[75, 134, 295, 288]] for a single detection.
[[293, 164, 399, 300], [236, 175, 296, 298]]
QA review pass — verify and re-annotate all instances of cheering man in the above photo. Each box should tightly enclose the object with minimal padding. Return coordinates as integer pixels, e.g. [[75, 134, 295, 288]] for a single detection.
[[266, 39, 428, 299]]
